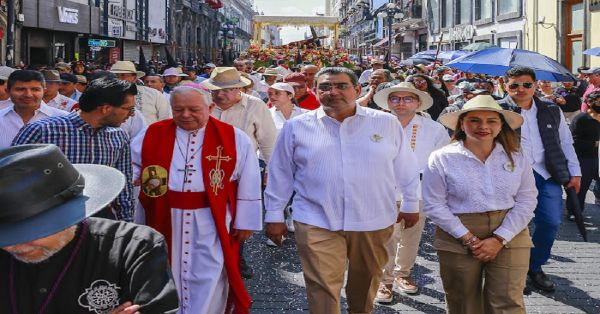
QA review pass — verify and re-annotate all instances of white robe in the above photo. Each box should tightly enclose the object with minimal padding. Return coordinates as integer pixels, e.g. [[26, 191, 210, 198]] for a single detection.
[[131, 125, 263, 314]]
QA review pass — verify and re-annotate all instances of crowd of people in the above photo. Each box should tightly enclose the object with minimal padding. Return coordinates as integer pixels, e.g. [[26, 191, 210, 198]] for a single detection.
[[0, 51, 598, 314]]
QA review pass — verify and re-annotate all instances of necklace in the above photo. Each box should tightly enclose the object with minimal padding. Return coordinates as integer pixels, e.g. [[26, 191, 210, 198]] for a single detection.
[[175, 130, 203, 187], [410, 124, 419, 152], [9, 221, 88, 314]]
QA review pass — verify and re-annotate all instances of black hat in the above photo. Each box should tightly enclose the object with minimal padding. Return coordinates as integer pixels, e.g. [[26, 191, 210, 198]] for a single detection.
[[60, 72, 78, 84], [0, 145, 125, 247]]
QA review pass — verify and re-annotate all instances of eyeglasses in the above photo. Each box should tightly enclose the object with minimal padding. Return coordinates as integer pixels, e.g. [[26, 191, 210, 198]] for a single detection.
[[508, 82, 534, 90], [317, 83, 353, 91], [388, 96, 416, 104], [119, 106, 136, 113]]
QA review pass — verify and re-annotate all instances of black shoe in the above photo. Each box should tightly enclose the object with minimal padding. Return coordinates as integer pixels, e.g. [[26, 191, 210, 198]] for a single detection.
[[528, 270, 555, 292], [239, 257, 253, 279]]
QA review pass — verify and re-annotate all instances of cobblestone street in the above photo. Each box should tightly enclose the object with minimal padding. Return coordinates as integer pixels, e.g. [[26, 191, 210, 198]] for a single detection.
[[246, 192, 600, 313]]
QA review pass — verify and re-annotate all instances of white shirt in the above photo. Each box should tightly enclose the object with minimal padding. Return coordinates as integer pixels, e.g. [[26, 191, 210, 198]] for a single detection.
[[211, 93, 277, 162], [520, 100, 581, 179], [358, 68, 374, 84], [131, 125, 262, 314], [0, 99, 13, 110], [135, 85, 172, 124], [45, 93, 78, 111], [275, 66, 292, 77], [269, 105, 307, 131], [264, 105, 420, 231], [423, 142, 538, 242], [401, 114, 450, 199], [0, 103, 69, 148], [120, 111, 147, 139]]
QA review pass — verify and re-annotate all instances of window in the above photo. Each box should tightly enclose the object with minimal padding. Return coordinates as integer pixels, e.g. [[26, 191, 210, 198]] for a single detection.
[[565, 0, 584, 72], [498, 36, 518, 48], [457, 0, 472, 24], [571, 3, 584, 32], [429, 0, 440, 33], [476, 0, 493, 21], [442, 0, 453, 28], [498, 0, 519, 15]]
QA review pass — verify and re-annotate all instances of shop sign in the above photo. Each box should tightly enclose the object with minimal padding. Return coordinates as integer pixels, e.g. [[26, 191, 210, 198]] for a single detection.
[[88, 39, 117, 48], [448, 25, 475, 42], [108, 18, 124, 37], [109, 47, 121, 64], [108, 3, 135, 22], [57, 7, 79, 24]]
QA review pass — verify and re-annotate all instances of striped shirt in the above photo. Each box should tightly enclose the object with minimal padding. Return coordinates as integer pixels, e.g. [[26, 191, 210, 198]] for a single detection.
[[12, 112, 134, 221]]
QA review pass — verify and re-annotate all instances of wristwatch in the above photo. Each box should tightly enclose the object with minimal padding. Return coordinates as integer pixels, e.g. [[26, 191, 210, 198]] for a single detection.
[[492, 234, 508, 246]]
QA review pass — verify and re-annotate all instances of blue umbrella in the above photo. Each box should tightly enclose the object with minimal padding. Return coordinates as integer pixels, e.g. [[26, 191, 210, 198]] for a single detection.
[[409, 49, 438, 60], [446, 48, 576, 82], [438, 50, 470, 60], [583, 47, 600, 56]]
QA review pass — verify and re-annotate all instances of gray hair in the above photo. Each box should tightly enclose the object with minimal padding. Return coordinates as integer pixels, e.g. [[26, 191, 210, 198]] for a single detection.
[[315, 67, 359, 86], [170, 86, 212, 106]]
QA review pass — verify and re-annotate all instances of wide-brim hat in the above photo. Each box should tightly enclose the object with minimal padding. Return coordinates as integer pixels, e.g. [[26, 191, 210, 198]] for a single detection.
[[439, 95, 523, 130], [110, 61, 146, 79], [373, 82, 434, 112], [200, 67, 251, 90], [0, 145, 125, 247], [262, 68, 282, 79], [41, 70, 62, 83], [163, 67, 189, 77], [0, 66, 16, 81]]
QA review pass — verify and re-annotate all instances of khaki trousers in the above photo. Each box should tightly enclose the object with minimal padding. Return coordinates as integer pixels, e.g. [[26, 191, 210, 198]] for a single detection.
[[435, 210, 533, 314], [382, 202, 426, 283], [294, 221, 393, 314]]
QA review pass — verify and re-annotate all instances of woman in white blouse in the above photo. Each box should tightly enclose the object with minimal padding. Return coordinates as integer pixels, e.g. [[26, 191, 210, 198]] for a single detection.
[[423, 95, 538, 314], [267, 83, 307, 131]]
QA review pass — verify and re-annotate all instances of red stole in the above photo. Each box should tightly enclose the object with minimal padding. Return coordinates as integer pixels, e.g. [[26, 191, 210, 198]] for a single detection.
[[138, 117, 251, 313]]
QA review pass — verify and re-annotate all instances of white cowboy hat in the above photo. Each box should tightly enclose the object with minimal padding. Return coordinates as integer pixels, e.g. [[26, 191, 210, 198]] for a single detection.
[[163, 67, 189, 77], [261, 68, 283, 79], [200, 67, 251, 90], [439, 95, 524, 130], [373, 82, 434, 112], [109, 61, 146, 79]]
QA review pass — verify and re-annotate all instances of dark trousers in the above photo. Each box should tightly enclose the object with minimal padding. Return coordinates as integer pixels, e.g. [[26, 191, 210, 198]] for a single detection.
[[576, 157, 599, 212], [530, 172, 563, 272]]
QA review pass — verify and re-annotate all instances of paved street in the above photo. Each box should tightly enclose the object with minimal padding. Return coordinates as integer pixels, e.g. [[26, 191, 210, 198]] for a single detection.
[[245, 192, 600, 313]]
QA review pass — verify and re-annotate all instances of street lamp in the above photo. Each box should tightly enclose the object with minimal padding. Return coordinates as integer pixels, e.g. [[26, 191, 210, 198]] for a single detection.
[[377, 3, 404, 63], [217, 22, 236, 65]]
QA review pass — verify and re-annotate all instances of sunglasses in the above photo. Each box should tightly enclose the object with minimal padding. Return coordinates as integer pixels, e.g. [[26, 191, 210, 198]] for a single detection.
[[508, 82, 534, 90], [388, 96, 416, 104], [317, 83, 353, 91]]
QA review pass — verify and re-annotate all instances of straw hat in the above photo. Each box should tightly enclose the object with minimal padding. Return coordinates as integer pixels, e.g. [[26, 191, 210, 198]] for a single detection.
[[200, 67, 251, 90], [163, 67, 189, 77], [373, 82, 433, 112], [439, 95, 523, 130], [262, 68, 282, 79], [109, 61, 146, 78]]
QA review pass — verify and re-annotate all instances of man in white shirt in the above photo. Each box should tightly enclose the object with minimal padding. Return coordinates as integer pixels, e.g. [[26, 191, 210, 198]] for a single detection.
[[41, 70, 78, 112], [358, 59, 385, 85], [59, 73, 82, 101], [372, 82, 450, 302], [498, 66, 581, 293], [264, 67, 420, 313], [0, 66, 16, 109], [110, 61, 171, 124], [143, 74, 170, 104], [275, 59, 293, 77], [0, 70, 67, 148]]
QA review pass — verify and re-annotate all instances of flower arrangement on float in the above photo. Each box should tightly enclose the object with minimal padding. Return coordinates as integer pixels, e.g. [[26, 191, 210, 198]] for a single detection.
[[240, 44, 355, 69]]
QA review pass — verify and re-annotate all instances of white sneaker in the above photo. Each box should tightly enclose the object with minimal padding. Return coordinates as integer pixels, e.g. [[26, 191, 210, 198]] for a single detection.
[[266, 236, 285, 247], [285, 215, 295, 233]]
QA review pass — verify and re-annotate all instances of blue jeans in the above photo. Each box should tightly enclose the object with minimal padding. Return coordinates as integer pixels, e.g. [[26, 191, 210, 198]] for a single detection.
[[530, 172, 563, 272]]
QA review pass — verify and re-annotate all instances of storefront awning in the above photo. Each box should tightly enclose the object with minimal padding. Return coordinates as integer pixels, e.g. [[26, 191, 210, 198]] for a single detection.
[[373, 37, 388, 48]]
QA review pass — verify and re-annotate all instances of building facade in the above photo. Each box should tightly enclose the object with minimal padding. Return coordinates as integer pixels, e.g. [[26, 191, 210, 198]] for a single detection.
[[524, 0, 600, 72], [427, 0, 526, 51]]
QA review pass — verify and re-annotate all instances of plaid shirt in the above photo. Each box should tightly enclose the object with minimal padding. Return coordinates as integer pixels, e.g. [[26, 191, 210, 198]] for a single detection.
[[12, 112, 134, 221]]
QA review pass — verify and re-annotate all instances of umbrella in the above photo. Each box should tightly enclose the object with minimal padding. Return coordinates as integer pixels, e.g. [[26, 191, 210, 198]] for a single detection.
[[446, 48, 576, 82], [565, 187, 588, 241], [583, 47, 600, 56], [164, 46, 178, 68], [438, 50, 470, 60], [462, 42, 497, 51], [400, 58, 433, 66], [137, 46, 148, 74], [409, 50, 437, 61]]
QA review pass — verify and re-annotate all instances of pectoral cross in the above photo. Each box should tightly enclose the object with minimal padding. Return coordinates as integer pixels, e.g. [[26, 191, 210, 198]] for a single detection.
[[177, 165, 196, 186], [206, 145, 232, 195]]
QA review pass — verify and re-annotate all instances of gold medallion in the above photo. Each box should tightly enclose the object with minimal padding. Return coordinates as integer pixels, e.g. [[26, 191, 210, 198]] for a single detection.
[[141, 165, 168, 197]]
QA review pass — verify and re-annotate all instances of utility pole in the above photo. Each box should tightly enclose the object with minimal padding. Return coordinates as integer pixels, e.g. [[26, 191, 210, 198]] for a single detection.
[[6, 0, 15, 66]]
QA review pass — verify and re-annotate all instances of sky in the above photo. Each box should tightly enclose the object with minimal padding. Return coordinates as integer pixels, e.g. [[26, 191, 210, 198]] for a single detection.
[[253, 0, 326, 44]]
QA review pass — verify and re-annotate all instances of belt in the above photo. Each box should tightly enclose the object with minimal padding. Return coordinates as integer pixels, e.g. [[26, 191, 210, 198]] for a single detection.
[[456, 209, 508, 217], [168, 190, 210, 209]]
